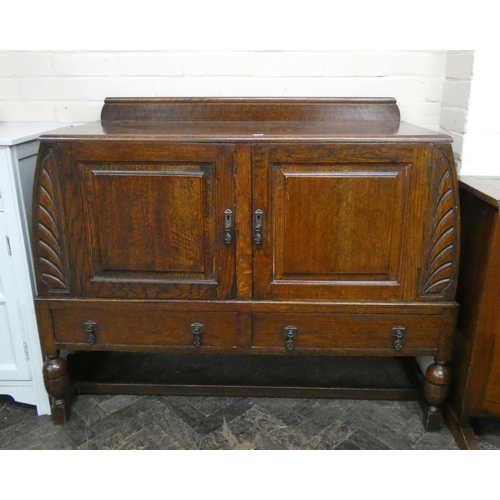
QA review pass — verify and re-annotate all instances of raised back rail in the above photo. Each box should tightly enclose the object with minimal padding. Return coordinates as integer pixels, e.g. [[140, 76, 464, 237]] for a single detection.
[[100, 97, 401, 123]]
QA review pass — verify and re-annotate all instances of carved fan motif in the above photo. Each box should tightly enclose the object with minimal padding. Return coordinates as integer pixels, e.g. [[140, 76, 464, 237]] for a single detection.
[[36, 150, 69, 292], [422, 148, 457, 297]]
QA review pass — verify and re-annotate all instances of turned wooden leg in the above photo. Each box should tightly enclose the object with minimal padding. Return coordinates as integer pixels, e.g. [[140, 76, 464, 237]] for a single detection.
[[422, 359, 451, 432], [43, 353, 71, 424]]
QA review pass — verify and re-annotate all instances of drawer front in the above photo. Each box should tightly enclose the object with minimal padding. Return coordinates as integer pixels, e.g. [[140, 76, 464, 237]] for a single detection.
[[252, 313, 442, 352], [50, 307, 238, 348]]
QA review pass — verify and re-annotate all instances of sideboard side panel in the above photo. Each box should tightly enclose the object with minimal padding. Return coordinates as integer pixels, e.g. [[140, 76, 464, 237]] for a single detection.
[[421, 144, 460, 301], [32, 143, 72, 297]]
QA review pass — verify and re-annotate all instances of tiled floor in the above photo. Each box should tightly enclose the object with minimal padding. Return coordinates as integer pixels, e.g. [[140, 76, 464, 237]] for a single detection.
[[3, 355, 500, 450], [1, 393, 500, 450]]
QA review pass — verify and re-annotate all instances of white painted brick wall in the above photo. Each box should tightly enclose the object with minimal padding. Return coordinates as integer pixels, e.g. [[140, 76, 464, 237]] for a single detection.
[[0, 101, 55, 121], [19, 77, 88, 100], [439, 51, 474, 171], [255, 52, 324, 77], [183, 53, 255, 77], [52, 101, 103, 123], [0, 53, 14, 76], [118, 53, 184, 76], [0, 78, 21, 100], [455, 49, 500, 176], [51, 52, 120, 77], [0, 50, 448, 129], [12, 52, 53, 76]]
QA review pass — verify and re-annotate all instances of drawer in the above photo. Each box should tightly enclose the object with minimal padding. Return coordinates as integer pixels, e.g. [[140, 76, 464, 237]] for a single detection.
[[50, 306, 238, 348], [252, 313, 442, 352]]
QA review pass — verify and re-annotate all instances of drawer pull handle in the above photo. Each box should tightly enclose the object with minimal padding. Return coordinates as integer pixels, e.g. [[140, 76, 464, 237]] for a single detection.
[[84, 320, 97, 344], [191, 322, 204, 347], [224, 209, 233, 244], [284, 326, 298, 351], [392, 326, 406, 350], [254, 209, 263, 245]]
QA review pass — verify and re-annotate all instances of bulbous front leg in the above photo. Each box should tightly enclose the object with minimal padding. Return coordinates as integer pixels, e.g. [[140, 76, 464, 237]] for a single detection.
[[43, 354, 71, 424], [423, 360, 451, 432]]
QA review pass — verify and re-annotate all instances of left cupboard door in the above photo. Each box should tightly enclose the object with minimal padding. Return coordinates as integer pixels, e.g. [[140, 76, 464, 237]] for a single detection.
[[39, 142, 237, 300]]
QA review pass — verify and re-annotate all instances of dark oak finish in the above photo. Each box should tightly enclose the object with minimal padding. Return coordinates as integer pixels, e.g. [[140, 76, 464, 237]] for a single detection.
[[42, 354, 70, 425], [252, 313, 443, 351], [446, 176, 500, 449], [100, 97, 402, 123], [32, 98, 460, 431], [252, 143, 427, 302]]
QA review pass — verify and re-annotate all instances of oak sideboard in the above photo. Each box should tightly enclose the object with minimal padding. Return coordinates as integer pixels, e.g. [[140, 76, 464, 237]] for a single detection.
[[31, 98, 460, 429]]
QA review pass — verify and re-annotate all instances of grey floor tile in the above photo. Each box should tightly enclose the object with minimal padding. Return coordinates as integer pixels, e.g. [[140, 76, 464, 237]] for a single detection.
[[0, 411, 75, 450], [183, 396, 243, 416], [472, 418, 500, 450], [335, 429, 393, 450], [231, 405, 310, 449], [96, 395, 147, 415], [248, 397, 306, 427], [0, 397, 37, 433], [78, 398, 199, 450], [307, 420, 354, 450], [412, 431, 459, 450], [160, 395, 254, 436], [290, 399, 352, 438], [1, 394, 498, 450], [157, 396, 209, 428], [338, 400, 423, 449]]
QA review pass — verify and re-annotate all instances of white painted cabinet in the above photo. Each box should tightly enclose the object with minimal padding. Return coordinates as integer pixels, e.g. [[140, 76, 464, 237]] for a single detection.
[[0, 212, 32, 382], [0, 123, 67, 415]]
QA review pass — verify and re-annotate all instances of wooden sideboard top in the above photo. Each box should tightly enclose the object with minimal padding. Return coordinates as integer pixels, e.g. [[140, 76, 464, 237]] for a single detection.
[[37, 119, 452, 143], [37, 97, 452, 144], [459, 176, 500, 209]]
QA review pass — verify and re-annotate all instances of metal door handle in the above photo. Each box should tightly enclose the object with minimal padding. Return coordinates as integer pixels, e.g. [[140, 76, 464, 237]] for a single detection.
[[191, 322, 204, 347], [254, 209, 263, 245], [224, 209, 233, 244], [284, 326, 298, 351], [84, 320, 97, 344], [392, 326, 406, 350]]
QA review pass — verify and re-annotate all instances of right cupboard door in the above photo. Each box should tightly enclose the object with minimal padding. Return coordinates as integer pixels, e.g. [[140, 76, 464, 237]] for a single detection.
[[252, 143, 431, 302]]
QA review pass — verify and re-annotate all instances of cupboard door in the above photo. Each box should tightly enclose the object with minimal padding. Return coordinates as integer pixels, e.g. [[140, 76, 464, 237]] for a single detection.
[[63, 143, 235, 300], [252, 144, 429, 301]]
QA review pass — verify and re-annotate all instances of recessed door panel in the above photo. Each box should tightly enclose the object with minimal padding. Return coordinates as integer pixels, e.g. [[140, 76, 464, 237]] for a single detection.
[[275, 165, 406, 281], [84, 164, 210, 277]]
